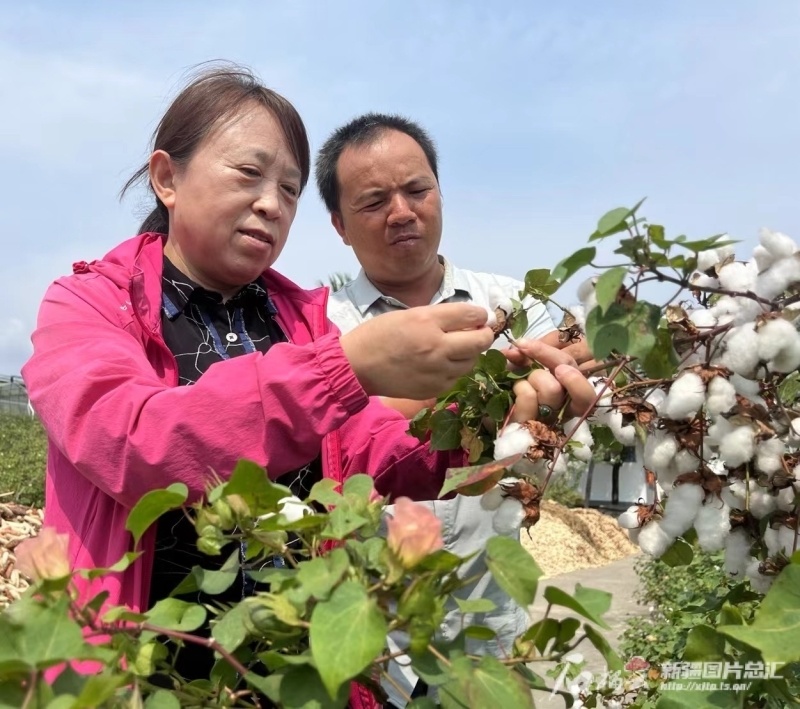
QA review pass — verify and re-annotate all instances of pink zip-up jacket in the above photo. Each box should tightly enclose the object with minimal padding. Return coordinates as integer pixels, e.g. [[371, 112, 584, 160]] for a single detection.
[[22, 232, 462, 706]]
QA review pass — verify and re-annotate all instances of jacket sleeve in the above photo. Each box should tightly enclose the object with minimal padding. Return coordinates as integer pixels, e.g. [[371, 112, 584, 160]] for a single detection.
[[337, 403, 466, 501], [23, 280, 370, 508]]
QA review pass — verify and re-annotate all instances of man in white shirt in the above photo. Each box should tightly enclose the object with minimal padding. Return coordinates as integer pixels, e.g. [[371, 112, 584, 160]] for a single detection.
[[316, 113, 580, 707]]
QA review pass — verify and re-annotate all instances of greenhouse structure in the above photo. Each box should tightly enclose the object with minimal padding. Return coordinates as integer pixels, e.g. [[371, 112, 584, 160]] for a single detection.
[[0, 375, 32, 416]]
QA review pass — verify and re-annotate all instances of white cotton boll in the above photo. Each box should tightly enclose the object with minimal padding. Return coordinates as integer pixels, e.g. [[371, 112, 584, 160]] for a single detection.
[[627, 527, 641, 544], [778, 526, 797, 557], [729, 373, 761, 402], [277, 496, 313, 523], [724, 528, 752, 579], [769, 328, 800, 373], [708, 295, 743, 326], [484, 306, 498, 329], [697, 247, 727, 273], [674, 449, 701, 475], [565, 418, 593, 461], [749, 489, 777, 520], [638, 521, 675, 558], [656, 467, 679, 491], [617, 505, 642, 530], [753, 244, 776, 272], [755, 438, 785, 476], [588, 376, 613, 412], [606, 410, 637, 446], [567, 304, 586, 331], [688, 308, 718, 329], [745, 558, 774, 594], [480, 485, 505, 511], [707, 416, 734, 446], [660, 483, 705, 537], [487, 285, 513, 315], [492, 497, 526, 536], [788, 419, 800, 443], [757, 318, 799, 360], [577, 277, 598, 312], [720, 326, 760, 377], [690, 272, 720, 290], [494, 423, 535, 460], [756, 255, 800, 299], [777, 486, 796, 512], [643, 430, 678, 475], [644, 387, 667, 414], [759, 227, 797, 260], [663, 372, 706, 420], [720, 479, 747, 510], [764, 526, 783, 556], [551, 455, 569, 477], [718, 425, 756, 468], [718, 261, 758, 293], [705, 376, 737, 418], [695, 498, 731, 552]]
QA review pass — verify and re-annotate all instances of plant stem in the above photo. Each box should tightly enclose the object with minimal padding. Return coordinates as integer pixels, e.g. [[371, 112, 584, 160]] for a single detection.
[[380, 668, 414, 705], [427, 644, 452, 668]]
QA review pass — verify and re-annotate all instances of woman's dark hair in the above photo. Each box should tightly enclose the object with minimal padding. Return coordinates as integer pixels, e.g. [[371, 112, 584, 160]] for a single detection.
[[315, 113, 439, 214], [121, 62, 310, 234]]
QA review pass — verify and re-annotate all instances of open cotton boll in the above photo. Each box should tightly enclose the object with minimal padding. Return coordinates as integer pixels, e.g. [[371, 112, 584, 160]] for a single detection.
[[550, 454, 569, 477], [720, 479, 747, 510], [705, 376, 737, 418], [723, 528, 751, 579], [707, 417, 734, 446], [564, 418, 593, 461], [757, 318, 800, 361], [277, 496, 314, 523], [697, 245, 733, 273], [492, 497, 526, 536], [777, 486, 796, 512], [567, 304, 587, 330], [718, 425, 756, 468], [756, 255, 800, 299], [753, 244, 776, 272], [588, 376, 613, 411], [690, 272, 720, 290], [720, 326, 760, 376], [643, 387, 667, 414], [494, 423, 535, 460], [643, 430, 678, 475], [606, 410, 637, 446], [688, 307, 718, 329], [663, 372, 705, 420], [674, 449, 701, 475], [487, 284, 513, 315], [755, 438, 785, 476], [745, 558, 774, 594], [759, 227, 797, 260], [483, 306, 498, 329], [728, 373, 762, 402], [778, 526, 797, 557], [718, 260, 758, 293], [638, 521, 675, 558], [577, 277, 598, 313], [764, 526, 783, 557], [660, 483, 704, 537], [749, 489, 777, 519], [789, 419, 800, 443], [695, 499, 731, 552], [617, 505, 642, 530]]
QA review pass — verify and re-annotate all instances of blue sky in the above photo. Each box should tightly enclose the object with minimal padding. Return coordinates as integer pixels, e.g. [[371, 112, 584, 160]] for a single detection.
[[2, 1, 799, 374]]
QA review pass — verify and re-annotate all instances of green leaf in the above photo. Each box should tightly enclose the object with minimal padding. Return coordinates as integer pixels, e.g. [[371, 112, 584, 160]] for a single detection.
[[718, 563, 800, 665], [583, 624, 623, 671], [296, 548, 349, 600], [321, 505, 369, 540], [542, 584, 611, 629], [15, 598, 86, 668], [280, 665, 350, 709], [551, 246, 596, 285], [519, 617, 559, 653], [170, 548, 240, 597], [464, 626, 496, 641], [485, 392, 511, 422], [661, 538, 694, 567], [594, 267, 628, 314], [509, 308, 529, 340], [654, 681, 740, 708], [778, 372, 800, 407], [594, 207, 631, 238], [211, 601, 251, 653], [144, 690, 182, 709], [82, 552, 140, 580], [523, 269, 560, 298], [642, 327, 679, 379], [454, 597, 497, 614], [310, 581, 387, 699], [145, 598, 206, 633], [223, 459, 292, 513], [485, 536, 543, 607], [342, 474, 374, 501], [306, 478, 343, 506], [439, 455, 520, 497], [586, 301, 661, 361], [683, 624, 726, 661], [447, 655, 534, 709], [125, 483, 188, 546], [648, 224, 669, 248], [429, 409, 462, 451]]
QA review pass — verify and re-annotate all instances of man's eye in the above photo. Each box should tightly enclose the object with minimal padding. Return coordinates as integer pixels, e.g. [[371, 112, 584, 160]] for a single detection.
[[283, 184, 299, 197], [240, 167, 261, 178]]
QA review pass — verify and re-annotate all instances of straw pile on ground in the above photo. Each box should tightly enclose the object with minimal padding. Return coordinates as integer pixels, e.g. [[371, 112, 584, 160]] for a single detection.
[[521, 500, 640, 578]]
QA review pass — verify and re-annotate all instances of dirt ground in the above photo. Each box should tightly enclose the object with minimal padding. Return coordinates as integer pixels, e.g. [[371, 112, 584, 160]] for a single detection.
[[521, 500, 640, 577]]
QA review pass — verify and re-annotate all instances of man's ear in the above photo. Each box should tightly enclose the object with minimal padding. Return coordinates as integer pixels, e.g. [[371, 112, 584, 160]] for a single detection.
[[149, 150, 177, 209], [331, 212, 351, 246]]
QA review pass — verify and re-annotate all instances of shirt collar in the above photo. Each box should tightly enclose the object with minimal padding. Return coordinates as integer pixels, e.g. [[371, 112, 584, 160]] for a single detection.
[[160, 255, 277, 320]]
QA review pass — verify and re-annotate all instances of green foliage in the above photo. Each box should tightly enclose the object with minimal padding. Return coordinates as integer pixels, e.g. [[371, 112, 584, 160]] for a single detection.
[[0, 413, 47, 506]]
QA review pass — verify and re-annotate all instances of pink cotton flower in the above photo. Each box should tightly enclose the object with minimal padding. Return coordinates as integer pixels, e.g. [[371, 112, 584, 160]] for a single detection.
[[386, 497, 444, 568], [15, 526, 71, 581]]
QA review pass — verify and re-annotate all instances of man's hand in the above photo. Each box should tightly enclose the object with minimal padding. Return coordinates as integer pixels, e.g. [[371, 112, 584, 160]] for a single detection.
[[341, 303, 494, 400], [504, 339, 597, 423], [537, 329, 597, 372]]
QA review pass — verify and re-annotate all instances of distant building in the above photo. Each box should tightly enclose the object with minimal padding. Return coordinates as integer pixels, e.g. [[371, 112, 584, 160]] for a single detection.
[[0, 375, 33, 417]]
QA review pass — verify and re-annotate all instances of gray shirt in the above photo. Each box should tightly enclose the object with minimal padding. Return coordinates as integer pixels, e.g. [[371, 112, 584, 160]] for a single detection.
[[327, 256, 555, 707]]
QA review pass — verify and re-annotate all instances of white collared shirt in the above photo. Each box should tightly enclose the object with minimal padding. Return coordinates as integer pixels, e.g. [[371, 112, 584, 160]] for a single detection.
[[327, 257, 555, 707]]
